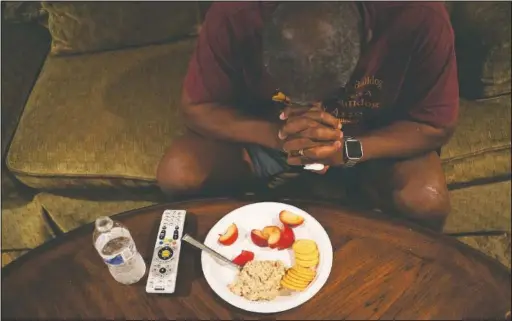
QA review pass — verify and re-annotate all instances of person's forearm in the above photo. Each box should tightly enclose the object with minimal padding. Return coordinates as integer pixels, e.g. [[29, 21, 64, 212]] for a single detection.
[[183, 103, 281, 149], [358, 120, 455, 162]]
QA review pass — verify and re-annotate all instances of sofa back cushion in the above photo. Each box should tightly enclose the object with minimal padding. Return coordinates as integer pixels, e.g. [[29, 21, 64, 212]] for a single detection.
[[449, 1, 511, 99], [42, 1, 202, 55], [7, 40, 194, 189], [42, 1, 510, 98]]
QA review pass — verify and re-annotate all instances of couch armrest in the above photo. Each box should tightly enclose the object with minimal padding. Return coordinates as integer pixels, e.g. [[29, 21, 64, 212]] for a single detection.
[[1, 22, 51, 158]]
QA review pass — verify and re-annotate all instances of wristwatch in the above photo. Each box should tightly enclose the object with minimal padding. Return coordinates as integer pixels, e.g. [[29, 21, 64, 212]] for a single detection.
[[343, 137, 363, 167]]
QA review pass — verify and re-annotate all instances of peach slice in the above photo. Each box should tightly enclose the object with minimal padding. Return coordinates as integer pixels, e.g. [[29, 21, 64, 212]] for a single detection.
[[262, 226, 281, 238], [267, 230, 282, 249], [277, 224, 295, 250], [218, 223, 238, 246], [250, 229, 268, 247], [279, 210, 305, 227]]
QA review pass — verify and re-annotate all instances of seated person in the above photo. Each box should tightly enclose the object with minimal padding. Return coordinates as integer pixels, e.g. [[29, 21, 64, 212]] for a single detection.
[[157, 2, 459, 232]]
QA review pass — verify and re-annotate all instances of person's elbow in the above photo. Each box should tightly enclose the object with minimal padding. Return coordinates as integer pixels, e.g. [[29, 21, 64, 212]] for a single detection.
[[430, 121, 456, 147], [181, 101, 202, 128], [182, 102, 219, 136], [180, 90, 209, 130], [407, 118, 456, 149], [437, 101, 460, 145]]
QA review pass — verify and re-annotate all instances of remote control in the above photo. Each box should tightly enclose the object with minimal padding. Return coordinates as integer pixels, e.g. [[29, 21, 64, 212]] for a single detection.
[[146, 210, 186, 294]]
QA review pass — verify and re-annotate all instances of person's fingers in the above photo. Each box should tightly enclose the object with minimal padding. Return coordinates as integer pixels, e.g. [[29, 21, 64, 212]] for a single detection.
[[300, 126, 343, 141], [280, 102, 324, 120], [280, 105, 312, 120], [281, 119, 343, 141], [298, 110, 342, 129], [280, 117, 320, 138], [287, 142, 342, 165], [282, 138, 323, 152], [303, 141, 342, 159], [311, 101, 323, 110]]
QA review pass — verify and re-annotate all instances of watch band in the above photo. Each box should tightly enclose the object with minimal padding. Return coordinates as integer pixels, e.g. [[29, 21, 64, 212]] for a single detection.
[[344, 158, 358, 168]]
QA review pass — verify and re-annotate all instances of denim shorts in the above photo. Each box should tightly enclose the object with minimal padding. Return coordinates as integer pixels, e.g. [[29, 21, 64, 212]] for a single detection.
[[244, 144, 292, 178]]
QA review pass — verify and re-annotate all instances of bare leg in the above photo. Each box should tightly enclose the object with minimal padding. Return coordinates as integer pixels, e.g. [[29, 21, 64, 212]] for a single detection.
[[156, 131, 254, 198], [356, 151, 450, 232]]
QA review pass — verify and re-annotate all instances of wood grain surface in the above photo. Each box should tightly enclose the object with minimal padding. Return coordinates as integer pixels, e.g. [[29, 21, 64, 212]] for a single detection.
[[2, 198, 511, 320]]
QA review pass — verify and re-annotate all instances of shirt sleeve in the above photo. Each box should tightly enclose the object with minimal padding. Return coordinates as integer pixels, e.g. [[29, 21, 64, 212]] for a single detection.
[[183, 4, 242, 105], [401, 8, 459, 128]]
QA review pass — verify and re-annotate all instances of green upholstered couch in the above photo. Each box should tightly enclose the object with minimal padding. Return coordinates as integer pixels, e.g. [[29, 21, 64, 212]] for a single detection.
[[2, 2, 510, 268]]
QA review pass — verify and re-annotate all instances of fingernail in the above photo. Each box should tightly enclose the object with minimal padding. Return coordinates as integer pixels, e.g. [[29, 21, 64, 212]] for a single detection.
[[334, 141, 342, 148], [279, 112, 287, 120], [339, 132, 344, 139]]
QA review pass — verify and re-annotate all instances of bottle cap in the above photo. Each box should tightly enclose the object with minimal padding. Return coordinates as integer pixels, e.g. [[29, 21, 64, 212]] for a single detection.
[[95, 216, 114, 233]]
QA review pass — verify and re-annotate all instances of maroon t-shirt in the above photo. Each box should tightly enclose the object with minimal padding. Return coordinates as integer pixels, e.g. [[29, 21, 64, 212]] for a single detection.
[[184, 1, 459, 130]]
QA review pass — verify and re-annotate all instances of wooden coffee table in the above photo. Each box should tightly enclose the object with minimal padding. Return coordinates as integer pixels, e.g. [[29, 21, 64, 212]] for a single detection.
[[2, 198, 511, 320]]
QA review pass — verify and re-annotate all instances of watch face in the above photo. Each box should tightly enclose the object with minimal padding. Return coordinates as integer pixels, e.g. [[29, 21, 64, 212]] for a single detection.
[[346, 140, 363, 159]]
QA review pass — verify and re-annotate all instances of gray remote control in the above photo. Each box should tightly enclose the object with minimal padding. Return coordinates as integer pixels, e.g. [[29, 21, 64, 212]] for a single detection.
[[145, 210, 186, 294]]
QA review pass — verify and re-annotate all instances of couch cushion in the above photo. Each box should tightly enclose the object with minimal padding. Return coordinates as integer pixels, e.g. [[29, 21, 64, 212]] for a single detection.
[[444, 180, 511, 233], [7, 39, 510, 189], [42, 2, 202, 55], [1, 195, 55, 250], [2, 165, 36, 207], [1, 250, 29, 268], [1, 22, 50, 158], [456, 234, 511, 269], [7, 40, 194, 189], [441, 96, 511, 185], [36, 193, 157, 233], [451, 2, 511, 98]]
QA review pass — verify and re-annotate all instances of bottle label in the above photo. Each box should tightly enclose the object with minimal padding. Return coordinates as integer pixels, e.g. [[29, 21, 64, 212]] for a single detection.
[[103, 243, 136, 266], [95, 227, 138, 266]]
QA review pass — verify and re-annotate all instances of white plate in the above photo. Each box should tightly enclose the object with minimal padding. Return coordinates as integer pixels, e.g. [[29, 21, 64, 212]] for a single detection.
[[201, 202, 333, 314]]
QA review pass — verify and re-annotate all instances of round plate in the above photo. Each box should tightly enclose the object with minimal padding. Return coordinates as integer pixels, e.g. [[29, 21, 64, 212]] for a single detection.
[[201, 202, 333, 314]]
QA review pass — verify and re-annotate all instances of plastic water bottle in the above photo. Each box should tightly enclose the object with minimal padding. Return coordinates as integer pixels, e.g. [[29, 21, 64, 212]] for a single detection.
[[93, 216, 146, 285]]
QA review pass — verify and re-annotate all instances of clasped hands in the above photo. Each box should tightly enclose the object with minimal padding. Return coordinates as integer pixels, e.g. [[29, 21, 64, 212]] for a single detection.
[[277, 103, 345, 171]]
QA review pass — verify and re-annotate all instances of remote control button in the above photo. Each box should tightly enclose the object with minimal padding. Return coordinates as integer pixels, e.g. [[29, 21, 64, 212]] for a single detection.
[[175, 226, 179, 230], [162, 226, 167, 230], [173, 232, 179, 240], [159, 267, 166, 274], [159, 241, 163, 245], [158, 246, 174, 260]]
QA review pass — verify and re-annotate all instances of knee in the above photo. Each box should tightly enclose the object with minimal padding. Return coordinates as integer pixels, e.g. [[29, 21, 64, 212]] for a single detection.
[[156, 146, 208, 197], [392, 183, 450, 230]]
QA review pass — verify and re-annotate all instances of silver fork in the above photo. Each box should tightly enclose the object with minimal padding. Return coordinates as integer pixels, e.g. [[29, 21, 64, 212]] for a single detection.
[[182, 234, 241, 270]]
